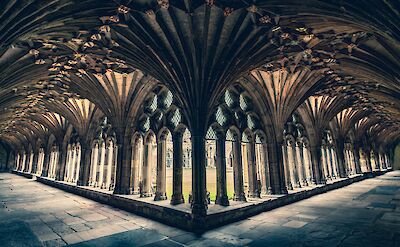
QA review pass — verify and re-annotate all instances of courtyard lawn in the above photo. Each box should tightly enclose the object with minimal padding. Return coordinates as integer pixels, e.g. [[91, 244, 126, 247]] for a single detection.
[[165, 167, 235, 202]]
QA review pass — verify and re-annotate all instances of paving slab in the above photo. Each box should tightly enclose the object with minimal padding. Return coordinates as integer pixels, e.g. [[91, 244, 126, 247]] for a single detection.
[[1, 171, 400, 246]]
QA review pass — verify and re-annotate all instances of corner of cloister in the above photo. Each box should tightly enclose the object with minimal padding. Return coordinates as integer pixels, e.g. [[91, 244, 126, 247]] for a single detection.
[[0, 0, 399, 245]]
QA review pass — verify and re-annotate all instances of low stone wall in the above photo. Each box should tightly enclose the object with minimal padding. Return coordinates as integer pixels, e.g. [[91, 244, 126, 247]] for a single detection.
[[12, 170, 389, 232], [12, 170, 33, 179], [35, 176, 193, 230]]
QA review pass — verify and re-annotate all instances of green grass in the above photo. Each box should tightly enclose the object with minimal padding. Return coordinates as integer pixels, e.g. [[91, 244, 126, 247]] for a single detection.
[[165, 167, 235, 202]]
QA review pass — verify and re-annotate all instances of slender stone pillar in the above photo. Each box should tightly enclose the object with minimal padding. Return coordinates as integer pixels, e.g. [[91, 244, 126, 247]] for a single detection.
[[77, 145, 91, 186], [102, 143, 110, 189], [41, 149, 51, 177], [364, 149, 372, 172], [90, 144, 99, 185], [24, 151, 30, 173], [326, 147, 334, 179], [113, 137, 133, 195], [261, 143, 272, 194], [282, 143, 293, 190], [191, 133, 207, 217], [385, 154, 391, 169], [336, 142, 347, 178], [131, 140, 141, 195], [171, 132, 184, 205], [22, 152, 27, 172], [70, 146, 77, 182], [105, 142, 114, 189], [353, 148, 362, 174], [98, 142, 106, 187], [295, 141, 307, 186], [215, 133, 229, 206], [141, 140, 153, 197], [349, 149, 356, 175], [303, 146, 314, 184], [321, 147, 330, 180], [155, 136, 167, 201], [330, 148, 338, 178], [232, 139, 246, 201], [246, 141, 259, 197], [32, 151, 39, 174], [287, 140, 300, 188], [56, 145, 67, 181], [380, 153, 387, 169]]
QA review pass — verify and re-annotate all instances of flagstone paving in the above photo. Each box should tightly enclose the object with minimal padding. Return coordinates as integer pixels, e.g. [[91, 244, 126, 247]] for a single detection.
[[1, 171, 400, 246]]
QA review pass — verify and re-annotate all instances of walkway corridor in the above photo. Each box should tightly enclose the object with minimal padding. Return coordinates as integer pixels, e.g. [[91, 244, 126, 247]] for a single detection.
[[1, 171, 399, 247]]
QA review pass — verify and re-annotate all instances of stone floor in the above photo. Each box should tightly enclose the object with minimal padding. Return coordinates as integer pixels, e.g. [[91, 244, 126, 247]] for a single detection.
[[1, 171, 400, 247]]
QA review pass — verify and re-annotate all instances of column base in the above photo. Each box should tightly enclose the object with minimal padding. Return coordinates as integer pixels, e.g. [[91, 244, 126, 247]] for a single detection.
[[113, 187, 131, 195], [77, 180, 89, 186], [233, 193, 247, 202], [170, 194, 185, 205], [140, 192, 153, 197], [287, 183, 293, 190], [247, 192, 260, 198], [215, 195, 229, 206], [154, 192, 167, 201], [191, 202, 207, 217]]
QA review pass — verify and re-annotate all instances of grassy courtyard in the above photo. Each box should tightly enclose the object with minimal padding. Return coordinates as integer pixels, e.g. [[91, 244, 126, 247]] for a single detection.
[[165, 167, 235, 202]]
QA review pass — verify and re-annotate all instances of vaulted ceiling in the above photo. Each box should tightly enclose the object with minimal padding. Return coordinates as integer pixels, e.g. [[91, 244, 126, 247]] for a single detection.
[[0, 0, 399, 149]]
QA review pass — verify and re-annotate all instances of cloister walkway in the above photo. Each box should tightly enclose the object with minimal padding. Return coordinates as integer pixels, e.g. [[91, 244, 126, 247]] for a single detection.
[[1, 171, 399, 247]]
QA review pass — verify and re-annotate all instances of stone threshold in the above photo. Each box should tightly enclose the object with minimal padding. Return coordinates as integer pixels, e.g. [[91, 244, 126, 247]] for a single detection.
[[11, 170, 389, 232]]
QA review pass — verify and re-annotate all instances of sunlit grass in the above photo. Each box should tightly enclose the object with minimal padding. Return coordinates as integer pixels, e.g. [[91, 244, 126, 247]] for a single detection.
[[165, 167, 235, 202]]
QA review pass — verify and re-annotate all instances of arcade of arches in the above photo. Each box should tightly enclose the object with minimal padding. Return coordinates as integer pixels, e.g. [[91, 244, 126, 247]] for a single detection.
[[0, 0, 399, 229]]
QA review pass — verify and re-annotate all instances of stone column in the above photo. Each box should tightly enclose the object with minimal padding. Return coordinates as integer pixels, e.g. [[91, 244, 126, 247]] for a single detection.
[[295, 141, 307, 186], [380, 153, 386, 169], [334, 139, 346, 178], [56, 145, 67, 181], [110, 144, 118, 190], [171, 132, 184, 205], [353, 147, 362, 174], [385, 154, 391, 169], [261, 143, 272, 194], [141, 140, 153, 197], [41, 149, 51, 177], [326, 147, 334, 179], [282, 143, 293, 190], [24, 151, 31, 173], [232, 139, 246, 201], [64, 147, 70, 180], [131, 140, 141, 195], [105, 143, 114, 189], [27, 152, 33, 173], [90, 144, 99, 185], [21, 152, 27, 172], [14, 153, 19, 171], [155, 135, 167, 201], [70, 146, 77, 182], [330, 148, 338, 178], [287, 140, 300, 188], [31, 150, 39, 174], [101, 143, 110, 189], [364, 149, 372, 172], [98, 142, 106, 187], [246, 141, 259, 197], [303, 146, 314, 184], [215, 133, 229, 206], [349, 149, 356, 175], [113, 136, 133, 195], [190, 132, 208, 217], [321, 146, 330, 180], [74, 146, 81, 181], [77, 145, 91, 186]]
